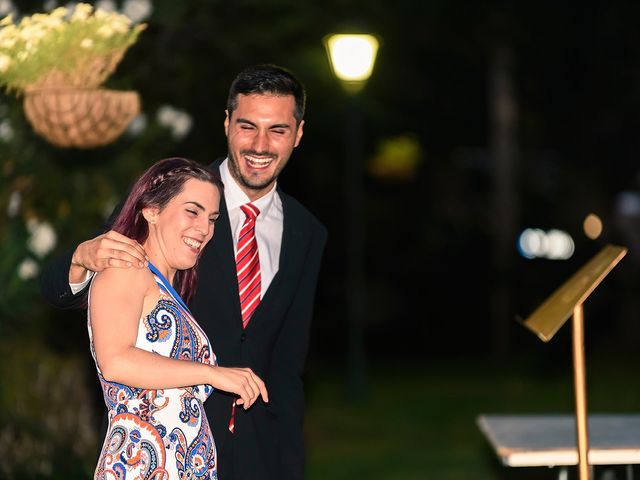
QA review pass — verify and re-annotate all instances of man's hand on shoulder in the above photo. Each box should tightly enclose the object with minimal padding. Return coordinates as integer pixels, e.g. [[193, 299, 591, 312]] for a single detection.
[[69, 230, 148, 284]]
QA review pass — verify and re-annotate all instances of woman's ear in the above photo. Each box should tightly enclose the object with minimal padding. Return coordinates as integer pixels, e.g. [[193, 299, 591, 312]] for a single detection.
[[142, 206, 160, 225]]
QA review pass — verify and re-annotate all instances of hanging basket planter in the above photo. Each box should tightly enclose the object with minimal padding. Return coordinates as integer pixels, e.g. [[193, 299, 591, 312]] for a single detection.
[[23, 87, 140, 149], [0, 4, 146, 148]]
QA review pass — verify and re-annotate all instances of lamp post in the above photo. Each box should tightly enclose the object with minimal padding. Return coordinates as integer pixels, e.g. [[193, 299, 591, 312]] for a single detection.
[[325, 33, 379, 399]]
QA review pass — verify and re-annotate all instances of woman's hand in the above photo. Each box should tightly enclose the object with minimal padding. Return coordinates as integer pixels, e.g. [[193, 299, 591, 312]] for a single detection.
[[210, 366, 269, 409]]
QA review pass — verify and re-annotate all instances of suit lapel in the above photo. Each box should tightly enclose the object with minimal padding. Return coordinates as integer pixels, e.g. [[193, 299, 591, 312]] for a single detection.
[[212, 197, 240, 315], [208, 162, 243, 319]]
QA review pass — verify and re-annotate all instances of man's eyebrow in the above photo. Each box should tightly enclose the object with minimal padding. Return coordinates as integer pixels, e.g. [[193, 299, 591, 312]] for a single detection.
[[236, 118, 292, 129], [236, 118, 256, 127]]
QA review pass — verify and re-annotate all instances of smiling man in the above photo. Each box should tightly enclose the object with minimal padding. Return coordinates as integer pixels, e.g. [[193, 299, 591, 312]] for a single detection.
[[225, 93, 304, 198], [40, 64, 327, 480]]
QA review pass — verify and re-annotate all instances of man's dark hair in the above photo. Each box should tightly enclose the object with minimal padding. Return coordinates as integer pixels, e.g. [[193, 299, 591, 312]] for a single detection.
[[227, 64, 306, 124]]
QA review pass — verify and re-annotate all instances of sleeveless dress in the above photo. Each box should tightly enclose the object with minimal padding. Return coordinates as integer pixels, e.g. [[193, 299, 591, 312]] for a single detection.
[[88, 263, 218, 480]]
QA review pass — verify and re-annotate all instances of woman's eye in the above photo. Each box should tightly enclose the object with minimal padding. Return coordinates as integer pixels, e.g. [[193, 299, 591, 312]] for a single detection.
[[186, 209, 197, 215]]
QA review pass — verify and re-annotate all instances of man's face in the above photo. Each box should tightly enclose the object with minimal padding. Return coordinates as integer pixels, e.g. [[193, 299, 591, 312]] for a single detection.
[[225, 93, 304, 201]]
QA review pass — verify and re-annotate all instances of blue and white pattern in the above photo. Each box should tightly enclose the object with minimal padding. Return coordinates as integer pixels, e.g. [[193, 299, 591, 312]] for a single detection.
[[88, 265, 217, 479]]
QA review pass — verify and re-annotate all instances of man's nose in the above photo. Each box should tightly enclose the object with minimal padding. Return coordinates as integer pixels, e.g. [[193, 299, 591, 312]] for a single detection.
[[252, 129, 269, 153]]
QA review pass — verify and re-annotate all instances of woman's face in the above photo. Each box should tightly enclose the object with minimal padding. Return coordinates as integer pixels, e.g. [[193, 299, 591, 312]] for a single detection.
[[144, 177, 220, 272]]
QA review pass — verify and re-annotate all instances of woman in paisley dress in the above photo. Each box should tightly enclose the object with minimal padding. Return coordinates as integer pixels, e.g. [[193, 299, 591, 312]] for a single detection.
[[88, 157, 268, 480]]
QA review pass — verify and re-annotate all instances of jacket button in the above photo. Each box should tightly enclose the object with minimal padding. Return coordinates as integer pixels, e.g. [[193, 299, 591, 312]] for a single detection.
[[240, 332, 246, 342]]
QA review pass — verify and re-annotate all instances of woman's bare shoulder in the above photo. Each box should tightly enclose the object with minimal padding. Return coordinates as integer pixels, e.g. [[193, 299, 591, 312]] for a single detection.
[[92, 266, 154, 297]]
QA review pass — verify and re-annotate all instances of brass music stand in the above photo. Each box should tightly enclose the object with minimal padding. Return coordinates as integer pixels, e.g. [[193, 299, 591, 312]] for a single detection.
[[520, 244, 627, 480]]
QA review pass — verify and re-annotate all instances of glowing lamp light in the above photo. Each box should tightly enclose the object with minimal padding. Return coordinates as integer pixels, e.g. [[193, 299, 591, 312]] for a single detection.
[[325, 34, 379, 92]]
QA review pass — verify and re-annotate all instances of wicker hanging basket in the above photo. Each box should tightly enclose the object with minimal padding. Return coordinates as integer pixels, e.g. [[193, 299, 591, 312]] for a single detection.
[[19, 52, 140, 149], [23, 87, 140, 149]]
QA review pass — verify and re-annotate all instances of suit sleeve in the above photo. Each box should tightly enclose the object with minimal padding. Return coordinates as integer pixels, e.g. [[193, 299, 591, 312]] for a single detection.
[[39, 249, 90, 309], [39, 201, 122, 310], [268, 222, 327, 480]]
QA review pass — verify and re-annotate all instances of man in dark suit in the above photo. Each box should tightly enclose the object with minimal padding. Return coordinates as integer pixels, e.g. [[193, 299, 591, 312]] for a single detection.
[[40, 64, 327, 480]]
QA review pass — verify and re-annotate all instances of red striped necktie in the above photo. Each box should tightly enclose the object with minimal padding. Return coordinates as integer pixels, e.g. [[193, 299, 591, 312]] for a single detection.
[[236, 203, 261, 328], [229, 203, 261, 434]]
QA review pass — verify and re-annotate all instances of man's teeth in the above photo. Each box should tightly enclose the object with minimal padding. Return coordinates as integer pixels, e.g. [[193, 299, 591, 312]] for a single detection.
[[245, 156, 272, 167], [183, 237, 202, 250]]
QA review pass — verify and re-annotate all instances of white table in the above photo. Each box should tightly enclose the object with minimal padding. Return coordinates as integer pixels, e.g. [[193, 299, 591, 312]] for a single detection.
[[477, 414, 640, 479]]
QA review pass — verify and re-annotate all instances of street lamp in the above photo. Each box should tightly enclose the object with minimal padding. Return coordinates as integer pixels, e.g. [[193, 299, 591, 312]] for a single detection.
[[325, 34, 379, 93], [324, 33, 379, 399]]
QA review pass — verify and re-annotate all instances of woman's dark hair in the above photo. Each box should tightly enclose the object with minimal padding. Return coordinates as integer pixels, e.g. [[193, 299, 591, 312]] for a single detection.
[[226, 64, 306, 124], [111, 157, 223, 303]]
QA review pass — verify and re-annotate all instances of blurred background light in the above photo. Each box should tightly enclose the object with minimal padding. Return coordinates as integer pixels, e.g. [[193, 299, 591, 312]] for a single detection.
[[616, 191, 640, 217], [518, 228, 574, 260], [518, 228, 546, 259], [545, 229, 574, 260], [583, 213, 603, 240]]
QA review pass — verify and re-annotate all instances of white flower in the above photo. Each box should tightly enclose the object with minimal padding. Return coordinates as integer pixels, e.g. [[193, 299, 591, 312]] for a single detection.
[[0, 54, 10, 73], [0, 118, 13, 142], [27, 218, 57, 258], [70, 2, 92, 22], [122, 0, 152, 23], [171, 112, 192, 140], [110, 17, 131, 34], [157, 105, 193, 141], [20, 25, 47, 42], [126, 112, 147, 137], [96, 24, 114, 38], [80, 37, 93, 49], [0, 37, 16, 48], [17, 258, 39, 280], [7, 190, 20, 217], [0, 0, 15, 17], [157, 104, 178, 125], [50, 6, 68, 19], [94, 0, 117, 13]]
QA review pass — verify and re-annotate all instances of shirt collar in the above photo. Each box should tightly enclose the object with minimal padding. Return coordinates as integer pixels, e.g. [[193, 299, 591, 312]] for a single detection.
[[220, 158, 278, 217]]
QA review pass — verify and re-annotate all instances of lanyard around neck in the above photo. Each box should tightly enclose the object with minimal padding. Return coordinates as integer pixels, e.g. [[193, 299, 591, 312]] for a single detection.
[[147, 262, 192, 315]]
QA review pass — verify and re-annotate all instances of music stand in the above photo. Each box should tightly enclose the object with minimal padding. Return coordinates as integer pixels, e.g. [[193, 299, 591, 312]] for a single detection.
[[520, 244, 627, 480]]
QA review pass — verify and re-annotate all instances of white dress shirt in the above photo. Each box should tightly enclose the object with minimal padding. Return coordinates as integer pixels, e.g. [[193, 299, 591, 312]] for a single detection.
[[220, 158, 283, 298]]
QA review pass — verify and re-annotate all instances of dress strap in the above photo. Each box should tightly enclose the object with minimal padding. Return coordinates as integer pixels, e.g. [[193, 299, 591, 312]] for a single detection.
[[147, 262, 192, 315]]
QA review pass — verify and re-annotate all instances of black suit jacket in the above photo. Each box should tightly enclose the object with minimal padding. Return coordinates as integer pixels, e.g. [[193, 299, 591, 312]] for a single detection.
[[39, 160, 327, 480]]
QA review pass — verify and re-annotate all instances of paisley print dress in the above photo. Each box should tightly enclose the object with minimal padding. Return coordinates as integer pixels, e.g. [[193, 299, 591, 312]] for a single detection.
[[88, 264, 217, 480]]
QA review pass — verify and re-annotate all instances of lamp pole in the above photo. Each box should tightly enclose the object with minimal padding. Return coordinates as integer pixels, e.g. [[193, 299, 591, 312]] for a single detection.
[[325, 33, 379, 399]]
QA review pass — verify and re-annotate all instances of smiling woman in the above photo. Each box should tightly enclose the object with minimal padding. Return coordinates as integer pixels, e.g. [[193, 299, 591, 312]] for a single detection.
[[109, 158, 222, 301], [86, 157, 269, 480]]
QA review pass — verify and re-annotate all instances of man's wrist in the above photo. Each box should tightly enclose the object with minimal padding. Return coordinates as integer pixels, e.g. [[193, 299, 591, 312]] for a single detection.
[[69, 248, 89, 284]]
